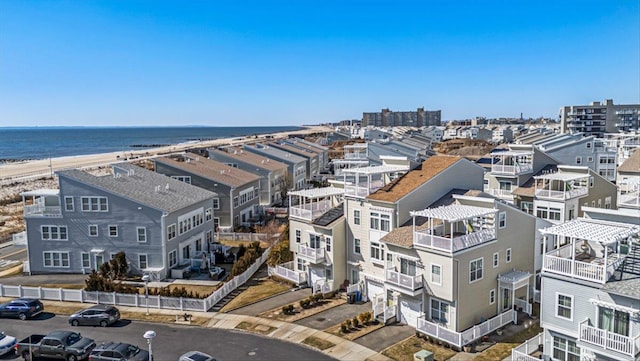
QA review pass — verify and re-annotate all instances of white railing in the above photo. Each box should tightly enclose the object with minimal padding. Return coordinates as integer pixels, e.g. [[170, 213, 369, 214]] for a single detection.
[[23, 204, 62, 217], [268, 261, 306, 284], [484, 188, 515, 198], [542, 246, 626, 284], [413, 228, 496, 253], [580, 320, 640, 357], [344, 185, 371, 198], [491, 163, 533, 175], [297, 244, 325, 263], [1, 247, 270, 313], [619, 191, 640, 208], [214, 232, 273, 242], [384, 305, 396, 323], [385, 269, 423, 292], [346, 282, 361, 294], [417, 308, 516, 348], [313, 280, 333, 294], [511, 332, 544, 361], [515, 298, 532, 315], [12, 231, 27, 246], [289, 199, 332, 221], [535, 186, 588, 200]]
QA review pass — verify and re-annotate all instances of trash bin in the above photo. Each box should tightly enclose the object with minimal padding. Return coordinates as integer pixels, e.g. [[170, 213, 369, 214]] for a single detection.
[[355, 290, 362, 302], [347, 292, 356, 304]]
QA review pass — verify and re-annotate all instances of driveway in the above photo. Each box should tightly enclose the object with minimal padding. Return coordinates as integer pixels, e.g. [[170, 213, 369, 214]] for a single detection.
[[354, 323, 415, 352], [295, 301, 372, 330], [228, 287, 312, 315]]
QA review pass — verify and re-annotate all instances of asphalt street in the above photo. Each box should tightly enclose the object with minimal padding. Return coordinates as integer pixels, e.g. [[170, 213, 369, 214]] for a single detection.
[[0, 245, 25, 263], [0, 313, 335, 361]]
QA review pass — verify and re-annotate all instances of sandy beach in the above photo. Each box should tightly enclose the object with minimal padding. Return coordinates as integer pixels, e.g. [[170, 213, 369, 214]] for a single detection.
[[0, 125, 332, 182]]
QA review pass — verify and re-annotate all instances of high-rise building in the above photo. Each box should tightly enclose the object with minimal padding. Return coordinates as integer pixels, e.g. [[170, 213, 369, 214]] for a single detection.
[[362, 107, 441, 127], [559, 99, 640, 137]]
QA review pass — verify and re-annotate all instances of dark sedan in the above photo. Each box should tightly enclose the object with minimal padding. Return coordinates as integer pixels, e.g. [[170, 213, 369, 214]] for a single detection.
[[68, 305, 120, 327]]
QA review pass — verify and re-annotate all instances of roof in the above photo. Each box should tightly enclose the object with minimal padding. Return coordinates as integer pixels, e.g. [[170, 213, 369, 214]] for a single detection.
[[602, 249, 640, 299], [618, 148, 640, 174], [511, 164, 558, 197], [534, 171, 588, 181], [155, 154, 260, 188], [366, 156, 462, 202], [539, 218, 639, 244], [411, 204, 498, 221], [243, 144, 307, 164], [313, 206, 344, 227], [58, 163, 216, 213], [379, 226, 414, 248], [269, 142, 317, 159], [342, 164, 409, 175], [209, 147, 288, 171], [20, 189, 59, 197], [289, 187, 344, 199]]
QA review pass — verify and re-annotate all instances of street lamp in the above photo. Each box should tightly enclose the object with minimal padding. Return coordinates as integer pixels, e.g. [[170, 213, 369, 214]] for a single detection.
[[143, 330, 156, 361], [142, 274, 150, 316]]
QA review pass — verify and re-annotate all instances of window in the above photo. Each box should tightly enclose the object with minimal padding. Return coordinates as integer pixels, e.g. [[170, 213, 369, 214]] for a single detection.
[[430, 299, 449, 323], [137, 227, 147, 243], [506, 248, 512, 263], [108, 225, 118, 237], [41, 225, 68, 240], [213, 218, 220, 231], [370, 212, 391, 232], [138, 254, 148, 269], [171, 175, 191, 184], [81, 196, 108, 212], [325, 236, 332, 252], [213, 198, 220, 209], [469, 258, 483, 283], [589, 176, 594, 188], [64, 197, 74, 211], [498, 211, 506, 228], [431, 264, 441, 285], [110, 252, 117, 260], [553, 336, 580, 361], [575, 156, 582, 164], [81, 253, 90, 268], [195, 238, 202, 252], [88, 225, 98, 237], [297, 258, 306, 271], [167, 224, 176, 240], [351, 269, 360, 283], [493, 252, 499, 268], [295, 229, 301, 243], [587, 156, 593, 162], [205, 208, 212, 221], [605, 196, 611, 209], [499, 181, 512, 191], [325, 268, 332, 280], [168, 250, 177, 268], [536, 206, 561, 221], [309, 234, 321, 249], [598, 306, 630, 336], [520, 201, 533, 215], [206, 231, 213, 244], [586, 142, 592, 149], [182, 245, 191, 260], [353, 209, 361, 225], [178, 209, 204, 234], [556, 293, 573, 320], [354, 239, 361, 254], [43, 251, 70, 268], [370, 242, 385, 262], [489, 289, 495, 304]]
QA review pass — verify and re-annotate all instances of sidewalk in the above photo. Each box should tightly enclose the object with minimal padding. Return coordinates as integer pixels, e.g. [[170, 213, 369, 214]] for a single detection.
[[23, 299, 392, 361]]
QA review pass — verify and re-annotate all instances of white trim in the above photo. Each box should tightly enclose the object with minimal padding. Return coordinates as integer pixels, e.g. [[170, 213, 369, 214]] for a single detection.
[[43, 251, 70, 268], [138, 254, 148, 269], [88, 224, 98, 237], [430, 263, 442, 285], [506, 248, 512, 263], [354, 238, 361, 254], [489, 288, 496, 305], [81, 252, 90, 268], [493, 252, 499, 268], [108, 225, 118, 237], [469, 257, 484, 283], [41, 225, 68, 241], [498, 211, 507, 229], [411, 205, 498, 222], [64, 196, 74, 211], [555, 292, 574, 321], [589, 299, 640, 315], [136, 227, 147, 243]]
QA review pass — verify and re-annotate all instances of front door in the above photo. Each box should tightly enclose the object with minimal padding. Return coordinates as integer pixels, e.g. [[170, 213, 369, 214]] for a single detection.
[[94, 254, 104, 271], [502, 288, 511, 310]]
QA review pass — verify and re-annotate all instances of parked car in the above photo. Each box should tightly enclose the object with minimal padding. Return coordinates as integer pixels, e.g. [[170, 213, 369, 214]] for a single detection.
[[89, 342, 149, 360], [0, 298, 44, 320], [0, 331, 17, 356], [68, 305, 120, 327], [15, 330, 96, 361], [179, 351, 216, 361]]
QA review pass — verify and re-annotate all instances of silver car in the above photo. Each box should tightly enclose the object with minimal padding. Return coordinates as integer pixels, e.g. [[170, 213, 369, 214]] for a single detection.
[[68, 305, 120, 327], [179, 351, 216, 361]]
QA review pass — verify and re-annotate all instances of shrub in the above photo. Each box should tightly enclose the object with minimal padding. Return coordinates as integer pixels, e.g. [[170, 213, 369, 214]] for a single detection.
[[340, 323, 347, 333], [352, 317, 359, 328], [266, 238, 293, 267], [345, 319, 352, 329], [312, 293, 322, 303], [300, 299, 311, 308]]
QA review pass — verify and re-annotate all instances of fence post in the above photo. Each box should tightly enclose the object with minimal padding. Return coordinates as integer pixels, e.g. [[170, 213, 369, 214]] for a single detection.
[[18, 285, 22, 297], [113, 292, 116, 305], [59, 288, 63, 301], [0, 284, 3, 297], [95, 291, 99, 304], [39, 286, 43, 299], [180, 297, 183, 311], [80, 290, 84, 303], [135, 294, 138, 307], [157, 295, 161, 309]]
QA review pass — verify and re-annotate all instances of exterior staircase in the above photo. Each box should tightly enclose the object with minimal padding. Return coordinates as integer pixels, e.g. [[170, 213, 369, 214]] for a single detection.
[[209, 265, 267, 312], [620, 240, 640, 276]]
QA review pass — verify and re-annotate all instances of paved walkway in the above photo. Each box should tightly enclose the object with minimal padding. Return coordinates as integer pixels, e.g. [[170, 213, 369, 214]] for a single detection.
[[295, 302, 372, 330], [11, 298, 392, 361], [228, 287, 312, 315]]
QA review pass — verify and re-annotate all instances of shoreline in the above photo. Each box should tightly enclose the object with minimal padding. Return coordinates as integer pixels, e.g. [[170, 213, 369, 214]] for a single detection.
[[0, 125, 332, 181]]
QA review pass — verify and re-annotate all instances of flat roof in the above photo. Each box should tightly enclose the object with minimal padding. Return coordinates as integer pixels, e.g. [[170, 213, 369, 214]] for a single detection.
[[534, 172, 588, 181], [209, 147, 288, 171], [540, 218, 639, 244], [155, 154, 260, 187], [289, 187, 344, 199], [411, 204, 497, 222], [20, 189, 59, 197]]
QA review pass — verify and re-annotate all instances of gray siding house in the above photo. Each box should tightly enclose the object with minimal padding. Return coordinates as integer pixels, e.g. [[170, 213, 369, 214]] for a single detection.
[[154, 154, 261, 230], [243, 143, 307, 190], [268, 141, 321, 180], [22, 163, 217, 280]]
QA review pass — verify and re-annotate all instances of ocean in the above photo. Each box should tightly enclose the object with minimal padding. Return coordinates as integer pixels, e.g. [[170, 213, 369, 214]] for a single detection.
[[0, 126, 304, 161]]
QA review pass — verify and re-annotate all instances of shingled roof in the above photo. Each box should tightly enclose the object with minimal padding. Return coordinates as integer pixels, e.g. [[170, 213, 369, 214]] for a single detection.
[[618, 148, 640, 174], [155, 154, 260, 188], [366, 156, 462, 203]]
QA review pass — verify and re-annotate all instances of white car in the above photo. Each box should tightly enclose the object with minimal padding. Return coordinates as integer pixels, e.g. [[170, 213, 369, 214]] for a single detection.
[[179, 351, 216, 361], [0, 331, 17, 356]]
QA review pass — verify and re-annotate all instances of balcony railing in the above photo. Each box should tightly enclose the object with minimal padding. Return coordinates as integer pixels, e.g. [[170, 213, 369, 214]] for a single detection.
[[417, 309, 516, 348], [23, 204, 62, 217], [344, 180, 385, 198], [484, 188, 514, 200], [297, 244, 325, 263], [491, 163, 533, 175], [580, 320, 640, 357], [289, 199, 332, 221], [619, 191, 640, 208], [542, 244, 626, 283], [511, 332, 544, 361], [414, 228, 496, 253], [385, 268, 423, 293], [535, 187, 588, 200], [268, 261, 307, 285]]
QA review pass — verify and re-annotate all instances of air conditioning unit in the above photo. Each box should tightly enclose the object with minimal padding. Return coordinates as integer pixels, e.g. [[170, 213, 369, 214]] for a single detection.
[[414, 350, 433, 361]]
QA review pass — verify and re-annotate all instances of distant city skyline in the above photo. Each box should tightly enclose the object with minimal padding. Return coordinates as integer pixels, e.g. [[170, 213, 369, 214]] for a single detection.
[[1, 1, 638, 127]]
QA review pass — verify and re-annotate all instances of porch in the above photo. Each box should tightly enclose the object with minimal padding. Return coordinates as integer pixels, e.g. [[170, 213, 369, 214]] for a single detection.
[[297, 244, 325, 264], [21, 189, 62, 218], [534, 172, 589, 201], [268, 261, 307, 285], [342, 164, 408, 198], [511, 332, 544, 361], [490, 150, 533, 175], [288, 187, 344, 222], [579, 319, 640, 357], [384, 261, 423, 296]]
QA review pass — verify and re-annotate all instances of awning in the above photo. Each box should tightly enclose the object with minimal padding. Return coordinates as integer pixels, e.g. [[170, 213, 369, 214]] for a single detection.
[[589, 299, 640, 315], [90, 248, 105, 253], [498, 270, 531, 290]]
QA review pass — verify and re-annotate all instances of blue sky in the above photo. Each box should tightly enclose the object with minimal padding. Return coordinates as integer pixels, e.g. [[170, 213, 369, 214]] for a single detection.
[[1, 1, 638, 127]]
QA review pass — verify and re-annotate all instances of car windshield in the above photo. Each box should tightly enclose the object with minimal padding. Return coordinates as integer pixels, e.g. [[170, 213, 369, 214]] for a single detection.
[[189, 353, 212, 361], [126, 345, 140, 356], [67, 333, 82, 345]]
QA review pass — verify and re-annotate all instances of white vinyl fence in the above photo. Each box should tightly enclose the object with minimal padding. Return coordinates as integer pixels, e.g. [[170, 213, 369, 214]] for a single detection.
[[215, 232, 278, 242], [0, 247, 271, 313]]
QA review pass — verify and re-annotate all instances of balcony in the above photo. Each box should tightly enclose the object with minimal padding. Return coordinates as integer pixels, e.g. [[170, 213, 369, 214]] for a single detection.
[[344, 180, 384, 198], [385, 267, 423, 296], [491, 163, 533, 175], [484, 188, 514, 202], [511, 333, 544, 361], [534, 173, 589, 201], [542, 243, 626, 284], [297, 244, 325, 263], [289, 199, 332, 221], [414, 228, 496, 253], [288, 187, 344, 222], [619, 189, 640, 209], [490, 151, 534, 176], [580, 320, 640, 357], [268, 261, 307, 285], [23, 204, 62, 218], [534, 187, 588, 200]]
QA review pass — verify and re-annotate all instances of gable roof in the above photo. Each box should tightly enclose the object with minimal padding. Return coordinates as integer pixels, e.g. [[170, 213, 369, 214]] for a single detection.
[[155, 154, 260, 188], [58, 163, 216, 213], [366, 156, 462, 203], [618, 148, 640, 174], [209, 147, 288, 172]]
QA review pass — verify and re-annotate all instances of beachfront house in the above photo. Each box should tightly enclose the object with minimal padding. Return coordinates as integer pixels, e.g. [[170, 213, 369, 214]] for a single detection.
[[208, 147, 288, 206], [21, 163, 217, 280], [154, 154, 261, 231], [243, 143, 307, 190], [268, 141, 321, 180]]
